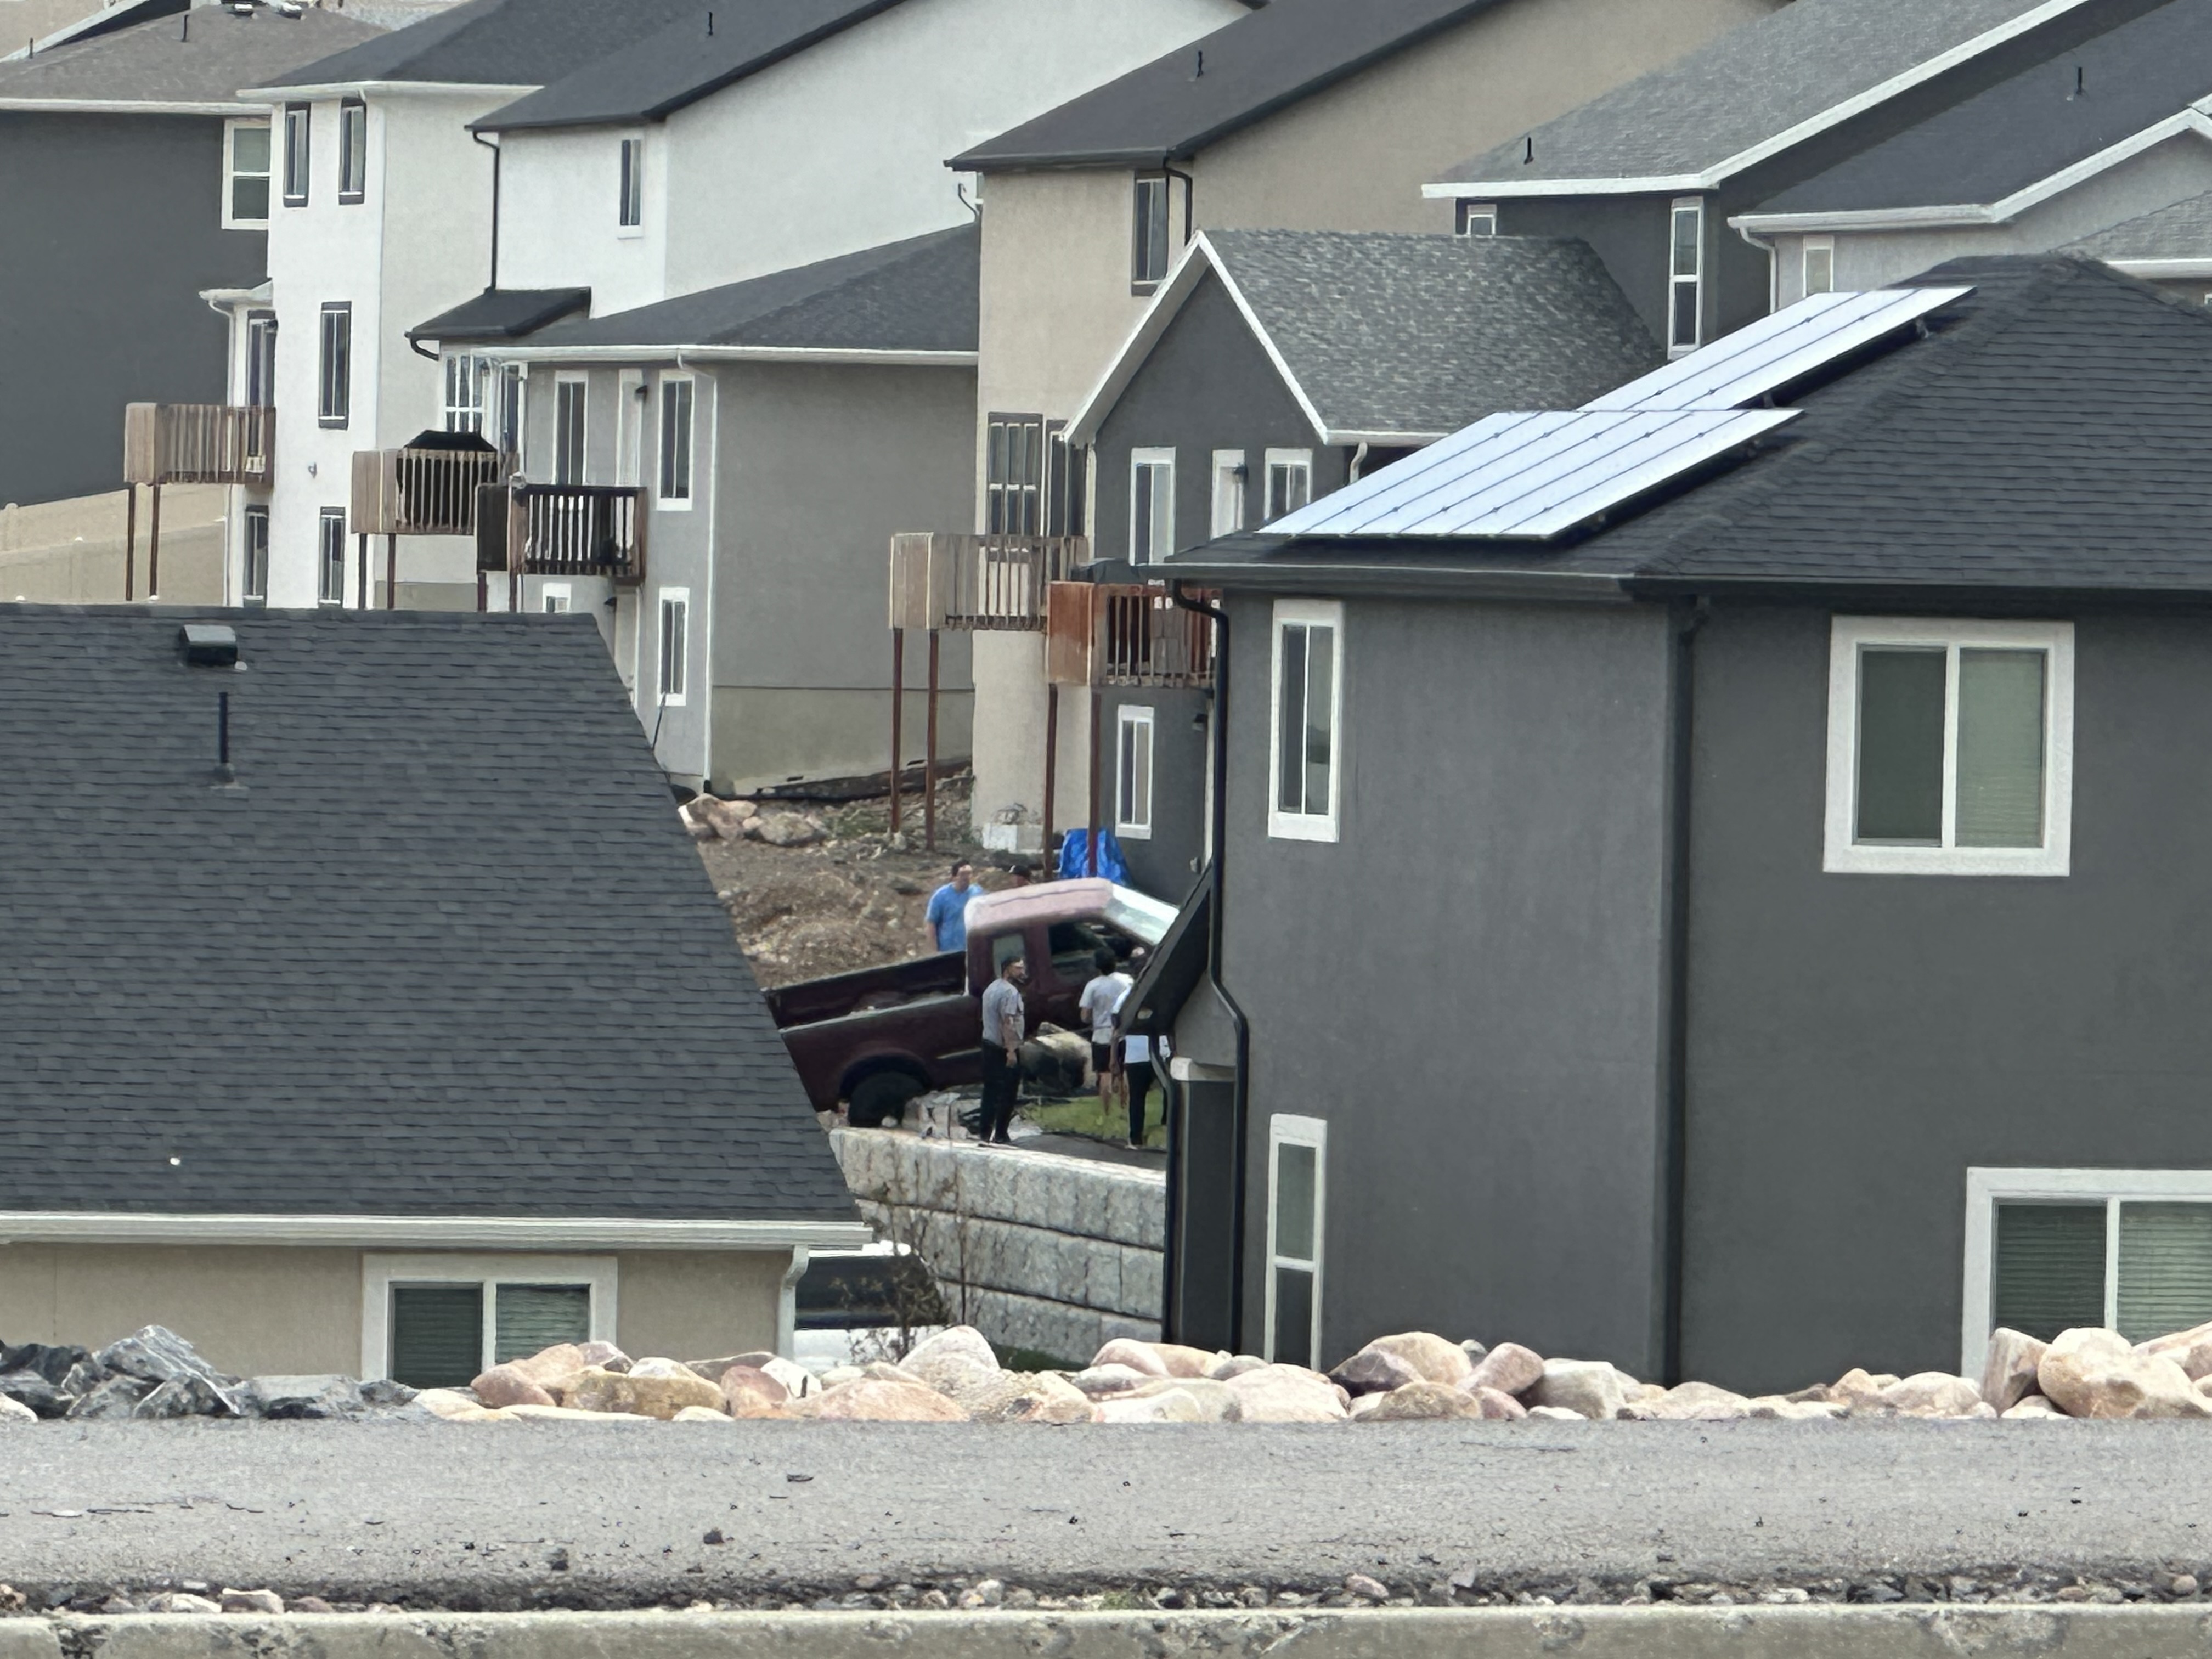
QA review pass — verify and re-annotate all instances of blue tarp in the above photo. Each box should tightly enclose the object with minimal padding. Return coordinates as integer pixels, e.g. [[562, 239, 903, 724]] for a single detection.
[[1055, 828, 1130, 885]]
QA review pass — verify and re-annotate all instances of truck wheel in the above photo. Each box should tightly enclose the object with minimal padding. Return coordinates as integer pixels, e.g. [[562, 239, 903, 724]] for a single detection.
[[848, 1071, 922, 1130]]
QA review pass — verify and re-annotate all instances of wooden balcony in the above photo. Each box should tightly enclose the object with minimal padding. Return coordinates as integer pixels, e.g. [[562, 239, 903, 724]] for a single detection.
[[352, 444, 516, 537], [888, 532, 1088, 633], [1046, 582, 1217, 689], [123, 403, 274, 487], [476, 482, 646, 583]]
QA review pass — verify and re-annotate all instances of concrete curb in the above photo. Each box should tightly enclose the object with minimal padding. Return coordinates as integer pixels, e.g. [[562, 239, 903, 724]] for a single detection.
[[12, 1606, 2212, 1657]]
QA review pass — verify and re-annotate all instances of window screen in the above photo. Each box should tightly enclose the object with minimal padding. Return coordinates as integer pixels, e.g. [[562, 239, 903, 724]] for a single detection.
[[1993, 1202, 2106, 1341], [1855, 647, 1944, 842], [390, 1284, 483, 1388], [493, 1284, 591, 1363], [2117, 1204, 2212, 1344]]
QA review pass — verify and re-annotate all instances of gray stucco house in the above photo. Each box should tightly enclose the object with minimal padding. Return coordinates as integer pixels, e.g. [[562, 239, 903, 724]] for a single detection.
[[1137, 253, 2212, 1396]]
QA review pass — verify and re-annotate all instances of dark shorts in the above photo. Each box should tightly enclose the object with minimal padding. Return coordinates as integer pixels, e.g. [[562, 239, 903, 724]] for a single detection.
[[1092, 1041, 1118, 1074]]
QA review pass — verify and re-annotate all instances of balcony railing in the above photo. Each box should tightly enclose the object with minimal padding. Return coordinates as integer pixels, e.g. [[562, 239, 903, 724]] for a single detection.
[[477, 482, 647, 583], [352, 445, 516, 537], [1045, 582, 1217, 689], [123, 403, 274, 487], [887, 532, 1089, 633]]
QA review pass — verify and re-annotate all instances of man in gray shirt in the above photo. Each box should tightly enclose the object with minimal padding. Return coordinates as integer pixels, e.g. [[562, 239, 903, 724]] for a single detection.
[[978, 954, 1027, 1145]]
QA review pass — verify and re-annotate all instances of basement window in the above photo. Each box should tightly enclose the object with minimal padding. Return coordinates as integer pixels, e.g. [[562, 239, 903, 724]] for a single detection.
[[364, 1255, 615, 1386], [1266, 1115, 1327, 1368]]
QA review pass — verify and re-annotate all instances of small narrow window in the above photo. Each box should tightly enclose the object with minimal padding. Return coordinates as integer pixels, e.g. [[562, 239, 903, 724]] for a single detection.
[[1210, 449, 1245, 538], [555, 375, 588, 484], [442, 353, 488, 435], [241, 505, 269, 604], [337, 99, 367, 203], [1669, 197, 1704, 354], [1132, 173, 1171, 289], [1116, 706, 1154, 839], [657, 587, 690, 703], [1129, 448, 1174, 563], [245, 311, 278, 409], [1269, 598, 1340, 841], [1045, 420, 1080, 537], [1263, 448, 1312, 522], [317, 507, 346, 605], [540, 582, 573, 614], [618, 137, 644, 230], [657, 375, 694, 504], [1455, 199, 1497, 236], [224, 120, 272, 227], [317, 302, 351, 427], [985, 413, 1043, 535], [1802, 236, 1835, 297], [1266, 1115, 1327, 1367], [498, 364, 524, 460], [282, 103, 311, 206]]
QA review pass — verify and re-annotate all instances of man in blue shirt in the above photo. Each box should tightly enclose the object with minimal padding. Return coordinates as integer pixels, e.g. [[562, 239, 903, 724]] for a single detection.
[[924, 860, 981, 955]]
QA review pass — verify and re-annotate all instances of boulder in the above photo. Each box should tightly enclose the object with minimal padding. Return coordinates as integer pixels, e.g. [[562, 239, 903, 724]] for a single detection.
[[1529, 1359, 1627, 1421], [1144, 1344, 1224, 1378], [1471, 1387, 1528, 1420], [627, 1357, 700, 1380], [66, 1376, 154, 1420], [758, 1357, 817, 1400], [504, 1344, 589, 1385], [819, 1366, 866, 1389], [239, 1376, 365, 1420], [96, 1327, 243, 1415], [2038, 1327, 2212, 1420], [2137, 1320, 2212, 1381], [221, 1589, 284, 1615], [2003, 1395, 2067, 1420], [1329, 1348, 1421, 1399], [687, 795, 748, 840], [800, 1379, 968, 1421], [1645, 1381, 1751, 1421], [1362, 1333, 1475, 1389], [753, 811, 825, 848], [1222, 1364, 1347, 1423], [673, 1405, 742, 1424], [133, 1374, 239, 1419], [359, 1379, 419, 1410], [0, 1342, 100, 1387], [686, 1351, 779, 1385], [968, 1372, 1096, 1425], [1747, 1397, 1848, 1421], [0, 1393, 33, 1424], [565, 1366, 725, 1420], [1979, 1329, 2050, 1414], [0, 1372, 72, 1419], [470, 1366, 558, 1410], [1346, 1392, 1386, 1420], [1092, 1338, 1172, 1378], [1096, 1390, 1204, 1424], [504, 1403, 658, 1425], [1359, 1381, 1478, 1421], [1129, 1376, 1242, 1423], [1526, 1406, 1586, 1423], [1827, 1368, 1890, 1410], [718, 1365, 791, 1419], [1067, 1364, 1153, 1398], [574, 1341, 631, 1373], [859, 1362, 927, 1385], [1881, 1373, 1983, 1418], [146, 1594, 222, 1615], [414, 1389, 498, 1421], [1465, 1343, 1544, 1400], [1207, 1355, 1269, 1382], [910, 1327, 1000, 1375]]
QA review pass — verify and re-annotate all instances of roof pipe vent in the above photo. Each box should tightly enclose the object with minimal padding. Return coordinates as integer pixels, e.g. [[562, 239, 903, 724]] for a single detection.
[[179, 623, 239, 668], [1522, 134, 1534, 165], [1192, 48, 1202, 78]]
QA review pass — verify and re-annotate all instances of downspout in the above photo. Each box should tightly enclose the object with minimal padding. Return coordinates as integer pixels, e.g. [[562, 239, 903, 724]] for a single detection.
[[1736, 221, 1779, 314], [1170, 580, 1250, 1351], [777, 1245, 809, 1359], [471, 128, 501, 291], [1348, 441, 1369, 484], [1660, 595, 1708, 1385]]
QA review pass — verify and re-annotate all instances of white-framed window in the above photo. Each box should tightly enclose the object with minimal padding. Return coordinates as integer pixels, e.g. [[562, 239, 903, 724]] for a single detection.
[[618, 136, 644, 231], [337, 98, 366, 203], [1963, 1170, 2212, 1378], [540, 582, 573, 614], [657, 586, 689, 704], [1269, 598, 1341, 842], [1802, 235, 1835, 297], [1209, 450, 1245, 538], [1669, 196, 1704, 354], [555, 374, 588, 484], [223, 118, 271, 228], [241, 505, 269, 604], [498, 364, 525, 462], [362, 1254, 616, 1387], [657, 374, 694, 505], [1132, 173, 1171, 289], [985, 412, 1043, 535], [1263, 448, 1312, 522], [1265, 1114, 1327, 1368], [1116, 705, 1154, 839], [317, 301, 350, 427], [282, 102, 310, 206], [1455, 199, 1497, 236], [1823, 616, 2073, 877], [616, 369, 645, 485], [317, 507, 346, 605], [442, 353, 489, 435], [1130, 447, 1173, 563]]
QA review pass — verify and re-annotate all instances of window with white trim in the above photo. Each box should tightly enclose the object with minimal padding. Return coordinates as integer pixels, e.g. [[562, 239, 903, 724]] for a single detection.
[[1130, 448, 1173, 563], [657, 374, 694, 505], [1132, 173, 1171, 289], [1115, 705, 1154, 839], [540, 582, 573, 614], [317, 301, 350, 427], [1802, 235, 1835, 297], [317, 507, 346, 606], [223, 119, 270, 227], [618, 136, 644, 230], [1668, 196, 1704, 354], [1263, 448, 1311, 522], [245, 310, 278, 408], [1455, 199, 1497, 236], [555, 374, 588, 484], [241, 505, 268, 604], [1823, 617, 2072, 877], [1265, 1115, 1327, 1367], [1210, 450, 1245, 538], [338, 98, 366, 203], [282, 103, 310, 206], [443, 353, 489, 435], [363, 1254, 615, 1386], [657, 586, 689, 704], [1269, 598, 1341, 842]]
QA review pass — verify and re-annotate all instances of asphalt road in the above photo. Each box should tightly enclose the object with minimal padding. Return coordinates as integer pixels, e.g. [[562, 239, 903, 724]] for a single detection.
[[3, 1418, 2209, 1605]]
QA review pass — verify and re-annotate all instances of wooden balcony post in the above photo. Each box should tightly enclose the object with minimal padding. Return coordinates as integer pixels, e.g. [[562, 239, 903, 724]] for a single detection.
[[146, 482, 162, 600], [123, 484, 136, 602], [924, 628, 939, 853], [888, 628, 905, 837]]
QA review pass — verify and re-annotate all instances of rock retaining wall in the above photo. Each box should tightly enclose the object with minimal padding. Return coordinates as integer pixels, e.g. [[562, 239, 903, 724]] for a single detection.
[[828, 1131, 1164, 1364]]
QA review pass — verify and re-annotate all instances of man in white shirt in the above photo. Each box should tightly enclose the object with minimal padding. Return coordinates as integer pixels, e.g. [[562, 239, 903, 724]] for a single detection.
[[1077, 949, 1132, 1122]]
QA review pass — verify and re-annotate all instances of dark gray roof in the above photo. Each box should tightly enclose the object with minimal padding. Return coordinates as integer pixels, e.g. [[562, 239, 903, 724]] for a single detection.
[[1750, 0, 2212, 216], [410, 286, 590, 343], [953, 0, 1488, 171], [0, 7, 382, 105], [1437, 0, 2070, 188], [518, 224, 977, 354], [476, 0, 899, 132], [2064, 191, 2212, 259], [0, 607, 857, 1224], [261, 0, 698, 90], [1203, 229, 1660, 438]]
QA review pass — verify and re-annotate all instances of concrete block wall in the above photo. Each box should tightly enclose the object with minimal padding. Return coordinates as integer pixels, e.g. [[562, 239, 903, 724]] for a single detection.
[[829, 1130, 1165, 1365]]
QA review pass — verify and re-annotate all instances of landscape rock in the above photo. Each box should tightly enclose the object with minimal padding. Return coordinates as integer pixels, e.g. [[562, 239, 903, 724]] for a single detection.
[[1096, 1389, 1204, 1423], [1207, 1355, 1269, 1381], [2039, 1327, 2212, 1420], [0, 1393, 33, 1423], [718, 1365, 790, 1419], [133, 1373, 239, 1419], [686, 795, 748, 840], [907, 1327, 999, 1381], [1329, 1347, 1422, 1398], [1092, 1338, 1172, 1378], [1359, 1381, 1479, 1421], [574, 1341, 631, 1372], [359, 1379, 418, 1409], [819, 1365, 866, 1389], [758, 1356, 818, 1400], [0, 1342, 100, 1386], [1144, 1343, 1226, 1378], [146, 1594, 222, 1615], [1828, 1368, 1891, 1410], [413, 1389, 488, 1421], [1346, 1392, 1386, 1420], [1471, 1387, 1528, 1420], [1747, 1397, 1848, 1421], [1363, 1333, 1475, 1389], [1465, 1343, 1545, 1399], [239, 1375, 365, 1420], [566, 1366, 724, 1420], [800, 1379, 968, 1421], [1645, 1381, 1752, 1421], [1530, 1358, 1628, 1421], [753, 811, 825, 848], [967, 1372, 1096, 1425], [469, 1365, 558, 1410], [1129, 1376, 1243, 1422], [66, 1375, 154, 1419], [1980, 1329, 2050, 1414], [220, 1589, 284, 1615], [505, 1404, 659, 1425], [2004, 1395, 2067, 1420], [96, 1325, 235, 1389], [0, 1372, 72, 1418], [1222, 1364, 1347, 1423], [859, 1361, 927, 1385], [627, 1357, 704, 1381], [1881, 1372, 1983, 1418], [1067, 1364, 1153, 1398], [1527, 1406, 1586, 1422], [673, 1405, 741, 1424], [2138, 1319, 2212, 1381], [685, 1351, 778, 1385]]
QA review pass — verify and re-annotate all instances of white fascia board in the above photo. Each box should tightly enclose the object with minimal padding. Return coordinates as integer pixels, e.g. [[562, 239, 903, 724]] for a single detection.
[[235, 80, 538, 103], [1065, 234, 1220, 448], [0, 1211, 874, 1251], [201, 281, 274, 310], [0, 98, 239, 115], [491, 345, 975, 368], [2108, 257, 2212, 278], [1425, 0, 2100, 200], [1322, 428, 1447, 448]]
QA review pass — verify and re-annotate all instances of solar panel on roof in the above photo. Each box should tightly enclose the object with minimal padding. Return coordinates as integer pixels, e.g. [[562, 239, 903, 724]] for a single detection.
[[1585, 286, 1971, 413]]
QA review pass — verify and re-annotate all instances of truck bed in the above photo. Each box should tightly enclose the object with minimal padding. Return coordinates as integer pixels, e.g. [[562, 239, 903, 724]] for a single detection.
[[764, 951, 967, 1031]]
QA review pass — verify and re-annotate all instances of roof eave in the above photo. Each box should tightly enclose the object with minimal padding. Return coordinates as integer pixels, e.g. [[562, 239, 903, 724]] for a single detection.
[[0, 97, 241, 115], [1159, 552, 1632, 603], [0, 1210, 873, 1250], [491, 343, 977, 366], [239, 79, 536, 103]]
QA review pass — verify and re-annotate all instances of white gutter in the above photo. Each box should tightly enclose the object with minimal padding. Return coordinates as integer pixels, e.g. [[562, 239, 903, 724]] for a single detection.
[[1324, 428, 1448, 448], [1423, 0, 2101, 200], [487, 344, 977, 367], [0, 98, 239, 114], [0, 1211, 874, 1250], [236, 80, 537, 102], [2107, 257, 2212, 278]]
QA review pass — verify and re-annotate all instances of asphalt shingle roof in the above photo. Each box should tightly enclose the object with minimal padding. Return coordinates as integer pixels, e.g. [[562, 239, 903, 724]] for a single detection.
[[1436, 0, 2072, 188], [410, 286, 591, 343], [954, 0, 1491, 171], [2063, 189, 2212, 258], [1750, 0, 2212, 216], [0, 7, 382, 105], [0, 607, 858, 1224], [475, 0, 899, 131], [260, 0, 698, 91], [517, 223, 977, 354], [1203, 229, 1660, 438]]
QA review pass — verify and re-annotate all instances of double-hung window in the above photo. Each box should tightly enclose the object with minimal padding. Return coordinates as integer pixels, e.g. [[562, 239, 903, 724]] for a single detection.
[[241, 505, 269, 605], [1130, 448, 1173, 563], [366, 1255, 613, 1388], [317, 507, 346, 605], [985, 413, 1043, 535], [1115, 706, 1154, 839], [1266, 1115, 1327, 1367], [618, 137, 644, 230], [338, 98, 366, 203], [555, 375, 588, 484], [1132, 173, 1171, 290], [1824, 617, 2073, 876], [1264, 448, 1312, 522], [443, 354, 488, 435], [224, 119, 271, 227], [1668, 196, 1704, 354], [657, 374, 694, 505], [317, 302, 351, 427], [1210, 450, 1245, 538], [1269, 599, 1341, 842], [657, 586, 689, 704], [1802, 236, 1836, 298], [282, 103, 310, 206]]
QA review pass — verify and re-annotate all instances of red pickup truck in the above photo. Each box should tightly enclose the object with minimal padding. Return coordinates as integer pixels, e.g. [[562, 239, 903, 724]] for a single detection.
[[764, 878, 1176, 1127]]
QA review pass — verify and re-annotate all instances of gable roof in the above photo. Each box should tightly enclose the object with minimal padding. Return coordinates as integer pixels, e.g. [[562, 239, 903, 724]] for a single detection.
[[1069, 228, 1658, 448], [2062, 189, 2212, 266], [0, 6, 382, 112], [409, 286, 591, 345], [257, 0, 699, 92], [0, 607, 861, 1231], [1429, 0, 2100, 198], [952, 0, 1491, 172], [1171, 257, 2212, 600], [475, 0, 901, 132], [494, 223, 978, 362]]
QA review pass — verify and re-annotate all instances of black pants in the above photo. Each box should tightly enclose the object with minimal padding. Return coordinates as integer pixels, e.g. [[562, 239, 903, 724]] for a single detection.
[[979, 1044, 1019, 1142], [1127, 1058, 1154, 1145]]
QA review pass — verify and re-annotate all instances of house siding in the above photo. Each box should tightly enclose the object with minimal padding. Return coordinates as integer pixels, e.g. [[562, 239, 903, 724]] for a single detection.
[[1099, 683, 1209, 902]]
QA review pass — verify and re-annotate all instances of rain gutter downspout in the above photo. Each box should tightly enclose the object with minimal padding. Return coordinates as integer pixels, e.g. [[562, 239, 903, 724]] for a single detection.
[[472, 128, 501, 291], [1736, 221, 1779, 315]]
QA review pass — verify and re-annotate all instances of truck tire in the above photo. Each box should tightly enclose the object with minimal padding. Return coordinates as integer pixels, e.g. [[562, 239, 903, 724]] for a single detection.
[[847, 1070, 922, 1130]]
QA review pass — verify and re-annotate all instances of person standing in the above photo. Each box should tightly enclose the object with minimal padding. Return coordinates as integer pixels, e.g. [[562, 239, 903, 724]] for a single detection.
[[1079, 949, 1133, 1122], [978, 953, 1028, 1145], [924, 860, 981, 955]]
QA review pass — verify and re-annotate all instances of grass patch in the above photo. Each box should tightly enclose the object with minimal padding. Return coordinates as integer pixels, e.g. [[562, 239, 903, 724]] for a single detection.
[[1018, 1093, 1165, 1147], [997, 1345, 1086, 1374]]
